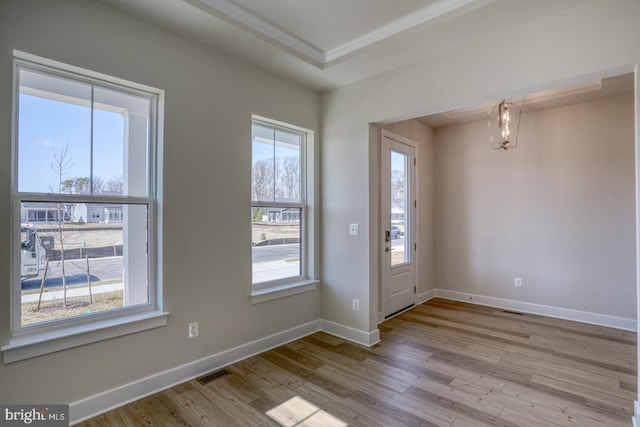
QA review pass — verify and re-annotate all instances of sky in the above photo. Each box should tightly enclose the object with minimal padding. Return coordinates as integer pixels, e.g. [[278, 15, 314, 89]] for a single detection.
[[251, 123, 300, 162], [18, 94, 124, 194], [391, 150, 407, 176], [20, 95, 305, 196], [20, 91, 396, 196]]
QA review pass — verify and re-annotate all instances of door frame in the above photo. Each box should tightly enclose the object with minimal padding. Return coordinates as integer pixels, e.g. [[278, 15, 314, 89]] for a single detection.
[[380, 129, 419, 320]]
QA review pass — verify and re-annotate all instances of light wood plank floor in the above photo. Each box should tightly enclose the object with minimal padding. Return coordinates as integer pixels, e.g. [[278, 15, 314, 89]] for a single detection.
[[78, 298, 637, 426]]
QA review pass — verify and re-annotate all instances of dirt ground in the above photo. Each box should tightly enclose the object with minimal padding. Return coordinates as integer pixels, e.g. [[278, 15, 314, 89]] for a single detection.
[[33, 223, 123, 250], [252, 222, 300, 244], [22, 290, 123, 326], [31, 222, 301, 249]]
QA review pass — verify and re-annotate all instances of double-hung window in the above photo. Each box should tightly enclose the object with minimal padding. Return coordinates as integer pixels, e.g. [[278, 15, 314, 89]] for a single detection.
[[4, 52, 165, 362], [251, 118, 307, 289]]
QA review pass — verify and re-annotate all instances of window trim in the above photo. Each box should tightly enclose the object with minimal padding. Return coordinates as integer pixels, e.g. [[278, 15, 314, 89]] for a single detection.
[[2, 311, 168, 364], [250, 116, 316, 296], [3, 50, 167, 362]]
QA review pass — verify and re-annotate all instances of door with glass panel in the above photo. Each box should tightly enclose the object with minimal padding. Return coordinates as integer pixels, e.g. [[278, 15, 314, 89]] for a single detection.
[[381, 130, 416, 318]]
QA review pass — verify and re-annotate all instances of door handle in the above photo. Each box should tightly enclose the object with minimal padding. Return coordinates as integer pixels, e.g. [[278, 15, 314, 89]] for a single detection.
[[385, 247, 391, 252]]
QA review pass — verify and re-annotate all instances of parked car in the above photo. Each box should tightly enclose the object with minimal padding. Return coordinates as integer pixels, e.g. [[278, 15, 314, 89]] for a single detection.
[[391, 225, 403, 239]]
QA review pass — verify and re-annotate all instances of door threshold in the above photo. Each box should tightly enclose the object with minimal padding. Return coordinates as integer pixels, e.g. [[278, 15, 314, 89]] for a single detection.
[[384, 304, 415, 320]]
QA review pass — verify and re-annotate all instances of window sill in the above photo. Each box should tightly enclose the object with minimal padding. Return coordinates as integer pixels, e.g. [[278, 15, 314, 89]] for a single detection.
[[250, 280, 319, 304], [2, 310, 169, 364]]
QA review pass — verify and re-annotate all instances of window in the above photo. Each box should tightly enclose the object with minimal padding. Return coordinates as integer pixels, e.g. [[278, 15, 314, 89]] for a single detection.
[[4, 51, 165, 362], [251, 119, 307, 289]]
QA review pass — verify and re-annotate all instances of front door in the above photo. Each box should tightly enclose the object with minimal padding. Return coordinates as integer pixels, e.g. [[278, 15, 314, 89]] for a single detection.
[[381, 130, 416, 318]]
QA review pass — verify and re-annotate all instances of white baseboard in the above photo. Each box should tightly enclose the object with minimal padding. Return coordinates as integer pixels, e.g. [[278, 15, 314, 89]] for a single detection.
[[70, 319, 321, 425], [69, 318, 377, 425], [417, 289, 436, 305], [633, 401, 640, 427], [320, 319, 380, 347], [70, 291, 634, 424], [434, 289, 637, 332]]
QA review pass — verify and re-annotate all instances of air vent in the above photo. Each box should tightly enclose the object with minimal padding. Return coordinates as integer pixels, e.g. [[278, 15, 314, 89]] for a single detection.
[[197, 369, 231, 385]]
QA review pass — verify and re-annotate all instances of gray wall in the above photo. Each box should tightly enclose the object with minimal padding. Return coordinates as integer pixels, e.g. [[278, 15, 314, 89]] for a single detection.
[[433, 95, 636, 318], [0, 0, 319, 405]]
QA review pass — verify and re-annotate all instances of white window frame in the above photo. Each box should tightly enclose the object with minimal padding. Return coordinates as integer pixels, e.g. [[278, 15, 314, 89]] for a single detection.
[[250, 116, 318, 303], [2, 51, 167, 363]]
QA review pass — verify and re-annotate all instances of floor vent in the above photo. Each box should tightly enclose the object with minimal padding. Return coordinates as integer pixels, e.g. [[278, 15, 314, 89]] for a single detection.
[[502, 310, 524, 316], [197, 369, 231, 385]]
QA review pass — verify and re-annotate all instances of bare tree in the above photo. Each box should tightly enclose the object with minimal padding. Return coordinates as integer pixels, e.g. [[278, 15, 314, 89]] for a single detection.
[[278, 155, 300, 200], [391, 170, 405, 201], [92, 176, 104, 194], [252, 158, 274, 201], [106, 174, 123, 193], [51, 145, 72, 307]]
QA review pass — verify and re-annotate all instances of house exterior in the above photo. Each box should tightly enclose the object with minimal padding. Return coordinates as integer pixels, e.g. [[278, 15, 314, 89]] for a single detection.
[[20, 202, 69, 224], [70, 203, 123, 224], [263, 207, 300, 223], [21, 202, 123, 224], [391, 202, 405, 224]]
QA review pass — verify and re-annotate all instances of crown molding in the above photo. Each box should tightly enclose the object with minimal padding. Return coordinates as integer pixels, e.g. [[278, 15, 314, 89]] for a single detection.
[[324, 0, 492, 65], [184, 0, 325, 65], [186, 0, 492, 68]]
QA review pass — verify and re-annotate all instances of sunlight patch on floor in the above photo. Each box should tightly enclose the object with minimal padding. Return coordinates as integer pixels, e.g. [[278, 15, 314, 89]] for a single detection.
[[266, 396, 348, 427]]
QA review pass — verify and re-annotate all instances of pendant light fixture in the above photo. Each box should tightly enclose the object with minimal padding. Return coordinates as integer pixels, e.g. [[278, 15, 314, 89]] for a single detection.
[[488, 99, 521, 150]]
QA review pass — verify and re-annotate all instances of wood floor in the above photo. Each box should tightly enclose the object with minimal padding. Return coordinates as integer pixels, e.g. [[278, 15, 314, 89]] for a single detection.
[[78, 298, 637, 426]]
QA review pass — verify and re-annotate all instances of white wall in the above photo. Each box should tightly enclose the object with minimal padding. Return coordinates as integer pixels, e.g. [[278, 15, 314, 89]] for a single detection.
[[0, 0, 319, 408], [434, 95, 635, 319], [321, 0, 640, 337]]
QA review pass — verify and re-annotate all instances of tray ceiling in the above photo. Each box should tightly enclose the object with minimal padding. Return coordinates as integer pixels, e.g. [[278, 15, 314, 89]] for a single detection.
[[99, 0, 597, 91]]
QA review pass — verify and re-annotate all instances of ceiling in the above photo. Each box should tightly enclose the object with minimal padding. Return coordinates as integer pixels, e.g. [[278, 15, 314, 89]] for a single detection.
[[418, 73, 635, 128], [98, 0, 599, 92]]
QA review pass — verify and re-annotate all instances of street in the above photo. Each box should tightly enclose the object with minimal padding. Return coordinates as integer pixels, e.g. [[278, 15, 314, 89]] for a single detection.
[[251, 238, 404, 262], [252, 244, 300, 262], [23, 239, 405, 290], [22, 256, 123, 290]]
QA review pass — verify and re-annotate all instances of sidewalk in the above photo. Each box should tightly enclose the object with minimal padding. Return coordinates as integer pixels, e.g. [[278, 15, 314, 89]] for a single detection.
[[252, 260, 299, 283], [22, 282, 123, 303], [24, 258, 295, 303]]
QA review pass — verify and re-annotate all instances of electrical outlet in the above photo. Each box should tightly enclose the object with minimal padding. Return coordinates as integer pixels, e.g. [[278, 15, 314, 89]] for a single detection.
[[188, 322, 199, 338], [514, 277, 522, 287], [349, 224, 359, 236], [352, 299, 360, 311]]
